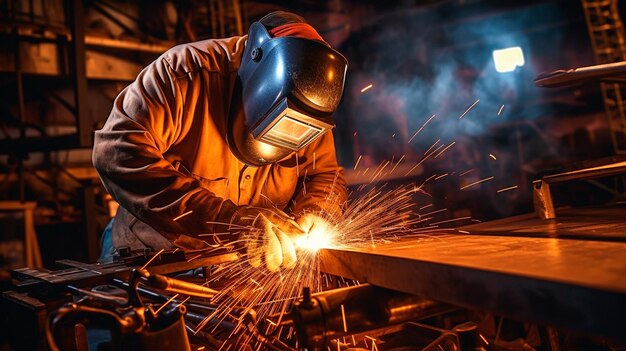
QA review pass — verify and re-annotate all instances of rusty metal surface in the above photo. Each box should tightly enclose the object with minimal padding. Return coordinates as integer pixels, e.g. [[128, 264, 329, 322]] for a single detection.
[[319, 235, 626, 340]]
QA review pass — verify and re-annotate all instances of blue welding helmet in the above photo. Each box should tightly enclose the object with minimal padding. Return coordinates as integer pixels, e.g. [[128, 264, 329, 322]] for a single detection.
[[227, 21, 348, 167]]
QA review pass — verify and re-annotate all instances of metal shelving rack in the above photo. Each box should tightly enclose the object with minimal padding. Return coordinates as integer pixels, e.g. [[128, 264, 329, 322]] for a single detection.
[[0, 0, 246, 263], [582, 0, 626, 154]]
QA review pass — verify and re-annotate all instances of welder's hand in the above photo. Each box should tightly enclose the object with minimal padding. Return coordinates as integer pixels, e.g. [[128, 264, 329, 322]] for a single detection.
[[231, 207, 304, 271], [296, 212, 328, 234]]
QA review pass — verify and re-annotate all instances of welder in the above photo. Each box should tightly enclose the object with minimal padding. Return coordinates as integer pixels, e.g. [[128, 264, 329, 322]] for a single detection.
[[93, 11, 348, 271]]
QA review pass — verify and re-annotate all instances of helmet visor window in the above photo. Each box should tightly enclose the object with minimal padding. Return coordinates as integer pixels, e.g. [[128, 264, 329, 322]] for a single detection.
[[260, 115, 324, 150], [253, 98, 333, 151]]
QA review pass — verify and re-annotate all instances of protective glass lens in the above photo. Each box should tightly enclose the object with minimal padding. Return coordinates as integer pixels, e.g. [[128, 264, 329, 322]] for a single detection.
[[259, 115, 324, 150]]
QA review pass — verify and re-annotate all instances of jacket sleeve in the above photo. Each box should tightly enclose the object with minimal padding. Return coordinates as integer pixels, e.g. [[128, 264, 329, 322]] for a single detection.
[[291, 131, 348, 219], [93, 57, 237, 239]]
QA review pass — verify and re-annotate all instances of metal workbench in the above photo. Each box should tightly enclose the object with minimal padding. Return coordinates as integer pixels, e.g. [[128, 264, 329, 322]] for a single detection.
[[319, 224, 626, 340]]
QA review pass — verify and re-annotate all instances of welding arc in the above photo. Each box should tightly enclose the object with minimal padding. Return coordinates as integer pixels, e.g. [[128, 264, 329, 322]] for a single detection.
[[147, 274, 219, 298]]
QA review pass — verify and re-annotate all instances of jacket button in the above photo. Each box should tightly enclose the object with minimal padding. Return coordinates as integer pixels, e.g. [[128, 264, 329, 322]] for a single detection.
[[245, 175, 251, 180]]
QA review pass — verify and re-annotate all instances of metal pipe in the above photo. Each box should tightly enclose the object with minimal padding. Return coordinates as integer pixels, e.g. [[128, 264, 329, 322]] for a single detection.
[[290, 284, 454, 349], [146, 274, 219, 298]]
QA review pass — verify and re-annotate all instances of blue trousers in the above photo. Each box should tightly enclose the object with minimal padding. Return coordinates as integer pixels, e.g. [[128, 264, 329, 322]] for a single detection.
[[99, 219, 115, 263]]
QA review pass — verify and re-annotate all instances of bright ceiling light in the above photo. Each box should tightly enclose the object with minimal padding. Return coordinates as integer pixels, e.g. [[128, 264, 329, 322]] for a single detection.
[[493, 47, 525, 73]]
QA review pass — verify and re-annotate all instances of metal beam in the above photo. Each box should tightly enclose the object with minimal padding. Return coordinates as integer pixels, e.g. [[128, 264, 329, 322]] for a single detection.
[[319, 235, 626, 341], [68, 0, 91, 148]]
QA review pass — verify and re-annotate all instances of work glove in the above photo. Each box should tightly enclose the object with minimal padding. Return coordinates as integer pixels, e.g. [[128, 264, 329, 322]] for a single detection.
[[230, 207, 304, 272], [296, 204, 342, 233], [296, 212, 327, 234], [294, 211, 337, 251]]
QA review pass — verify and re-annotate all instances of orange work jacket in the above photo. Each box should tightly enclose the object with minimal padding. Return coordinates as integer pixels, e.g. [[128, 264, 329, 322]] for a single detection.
[[93, 35, 347, 252]]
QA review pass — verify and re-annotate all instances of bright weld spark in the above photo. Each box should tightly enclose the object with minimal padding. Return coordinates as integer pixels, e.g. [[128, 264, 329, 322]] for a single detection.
[[406, 144, 443, 175], [421, 208, 447, 217], [404, 143, 443, 176], [497, 185, 518, 193], [498, 104, 505, 116], [460, 176, 495, 190], [205, 221, 248, 229], [173, 210, 193, 222], [197, 232, 230, 237], [459, 169, 474, 176], [423, 139, 441, 155], [370, 160, 390, 183], [389, 155, 406, 175], [265, 318, 278, 327], [434, 141, 456, 159], [154, 293, 179, 315], [360, 84, 373, 93], [408, 114, 436, 143], [140, 248, 164, 270], [459, 99, 480, 119], [420, 204, 433, 210], [296, 153, 300, 177], [429, 216, 471, 226], [428, 144, 445, 157], [458, 230, 470, 234], [186, 254, 202, 262], [424, 173, 438, 183], [341, 304, 348, 332], [489, 153, 497, 160], [354, 155, 363, 170], [434, 173, 449, 180]]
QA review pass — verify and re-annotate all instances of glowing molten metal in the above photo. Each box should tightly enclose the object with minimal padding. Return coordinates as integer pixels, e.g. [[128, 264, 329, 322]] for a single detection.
[[295, 217, 337, 252]]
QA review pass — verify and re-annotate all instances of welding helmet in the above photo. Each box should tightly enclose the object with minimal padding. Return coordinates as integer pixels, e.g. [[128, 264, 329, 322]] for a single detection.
[[227, 17, 348, 166]]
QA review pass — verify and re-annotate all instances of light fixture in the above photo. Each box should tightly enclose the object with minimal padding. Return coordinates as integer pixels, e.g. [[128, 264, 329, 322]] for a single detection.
[[492, 47, 525, 73]]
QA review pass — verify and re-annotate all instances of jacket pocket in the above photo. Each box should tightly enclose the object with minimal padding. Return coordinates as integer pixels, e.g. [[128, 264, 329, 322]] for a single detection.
[[261, 163, 299, 210], [112, 208, 172, 250], [173, 161, 230, 199], [196, 177, 229, 198]]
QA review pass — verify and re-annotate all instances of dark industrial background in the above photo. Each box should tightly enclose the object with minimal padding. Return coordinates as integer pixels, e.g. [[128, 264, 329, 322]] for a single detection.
[[0, 0, 624, 276]]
